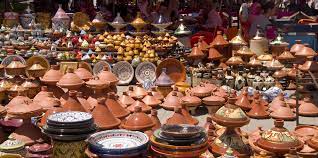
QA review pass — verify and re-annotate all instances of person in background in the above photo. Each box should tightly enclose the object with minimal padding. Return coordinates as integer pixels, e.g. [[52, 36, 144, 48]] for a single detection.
[[249, 1, 276, 37], [205, 1, 223, 29], [239, 0, 253, 39]]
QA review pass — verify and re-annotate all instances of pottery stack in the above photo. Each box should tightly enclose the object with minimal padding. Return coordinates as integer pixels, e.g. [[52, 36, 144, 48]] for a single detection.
[[150, 124, 208, 157]]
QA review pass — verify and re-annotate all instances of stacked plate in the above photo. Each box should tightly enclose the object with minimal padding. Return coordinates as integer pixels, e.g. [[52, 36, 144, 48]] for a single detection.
[[42, 111, 96, 141], [86, 130, 149, 158], [151, 124, 208, 157]]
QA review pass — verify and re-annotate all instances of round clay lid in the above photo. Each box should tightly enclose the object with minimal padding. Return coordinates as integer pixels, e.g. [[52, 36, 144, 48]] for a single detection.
[[188, 45, 204, 59], [162, 92, 182, 110], [299, 97, 318, 116], [97, 66, 119, 85], [40, 65, 63, 83], [74, 64, 93, 81], [85, 76, 109, 88], [121, 106, 154, 131], [6, 95, 42, 118], [273, 70, 287, 78], [191, 84, 211, 96], [226, 56, 245, 65], [248, 56, 262, 67], [278, 48, 295, 60], [57, 68, 84, 87], [202, 95, 225, 105], [142, 92, 161, 106], [131, 84, 147, 99], [127, 98, 152, 113]]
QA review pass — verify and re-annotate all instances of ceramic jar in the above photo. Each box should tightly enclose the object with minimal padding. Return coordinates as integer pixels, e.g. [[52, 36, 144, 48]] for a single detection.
[[225, 68, 235, 88], [253, 71, 264, 91], [52, 5, 70, 31], [235, 71, 246, 90], [250, 25, 269, 56]]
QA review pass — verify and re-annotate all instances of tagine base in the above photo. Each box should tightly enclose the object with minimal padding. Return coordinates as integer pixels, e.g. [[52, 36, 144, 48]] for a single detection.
[[209, 127, 251, 158], [10, 119, 43, 145]]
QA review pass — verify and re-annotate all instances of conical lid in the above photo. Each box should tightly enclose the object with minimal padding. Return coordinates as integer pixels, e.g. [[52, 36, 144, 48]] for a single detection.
[[237, 46, 255, 56], [290, 40, 304, 54], [155, 68, 174, 86], [295, 46, 316, 57], [112, 13, 125, 24], [127, 98, 152, 113], [257, 54, 273, 61], [208, 47, 223, 60], [247, 56, 262, 67], [21, 78, 39, 88], [92, 98, 121, 130], [142, 92, 161, 107], [131, 12, 146, 25], [235, 91, 252, 111], [6, 60, 26, 69], [188, 44, 204, 59], [131, 84, 147, 99], [174, 19, 191, 35], [265, 58, 284, 70], [28, 62, 46, 71], [85, 76, 109, 89], [61, 90, 87, 112], [165, 107, 189, 125], [181, 104, 199, 125], [74, 64, 93, 81], [230, 28, 247, 45], [150, 109, 161, 131], [278, 48, 295, 61], [76, 92, 94, 112], [253, 25, 266, 40], [97, 66, 119, 85], [270, 104, 295, 120], [35, 92, 61, 111], [210, 31, 229, 47], [298, 58, 318, 72], [150, 87, 164, 101], [167, 86, 184, 98], [119, 92, 135, 106], [247, 100, 269, 119], [273, 69, 287, 78], [181, 94, 201, 107], [287, 65, 298, 78], [161, 91, 182, 110], [299, 97, 318, 116], [6, 95, 42, 118], [104, 93, 130, 119], [226, 56, 245, 65], [197, 37, 209, 52], [52, 4, 70, 20], [40, 65, 63, 83], [121, 106, 154, 131], [92, 12, 105, 23], [57, 68, 84, 88]]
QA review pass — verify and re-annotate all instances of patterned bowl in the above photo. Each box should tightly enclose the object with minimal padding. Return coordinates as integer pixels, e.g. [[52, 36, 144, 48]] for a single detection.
[[88, 130, 149, 155], [47, 111, 93, 125]]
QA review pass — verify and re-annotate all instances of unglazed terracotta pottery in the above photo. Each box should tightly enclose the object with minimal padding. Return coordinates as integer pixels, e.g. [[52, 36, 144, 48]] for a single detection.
[[40, 65, 63, 86], [127, 98, 152, 113], [150, 110, 161, 131], [180, 92, 202, 107], [6, 95, 42, 119], [299, 97, 318, 116], [181, 104, 199, 125], [290, 40, 304, 54], [142, 92, 161, 108], [191, 84, 212, 98], [105, 93, 130, 119], [197, 36, 209, 52], [57, 68, 84, 90], [307, 132, 318, 151], [202, 94, 225, 114], [74, 64, 93, 81], [208, 47, 223, 61], [38, 104, 64, 127], [130, 84, 147, 99], [270, 104, 296, 121], [210, 31, 229, 47], [61, 90, 88, 112], [247, 100, 269, 119], [278, 48, 295, 61], [295, 46, 316, 57], [34, 92, 61, 111], [189, 44, 205, 59], [121, 106, 154, 131], [92, 98, 121, 130], [235, 91, 252, 111], [256, 120, 303, 155], [298, 58, 318, 72], [175, 81, 191, 94], [165, 107, 190, 125], [97, 66, 119, 86], [119, 91, 135, 106], [161, 91, 182, 110]]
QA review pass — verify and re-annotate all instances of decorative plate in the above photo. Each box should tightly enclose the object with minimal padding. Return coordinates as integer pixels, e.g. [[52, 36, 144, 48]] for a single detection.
[[156, 58, 186, 83], [112, 61, 134, 85], [88, 130, 149, 155], [93, 61, 111, 75], [26, 56, 50, 77], [135, 62, 156, 84], [47, 111, 92, 124], [79, 61, 93, 73], [1, 55, 26, 66], [42, 130, 92, 141]]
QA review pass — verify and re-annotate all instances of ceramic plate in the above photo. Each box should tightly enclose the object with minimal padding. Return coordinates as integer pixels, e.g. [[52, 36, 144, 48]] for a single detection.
[[112, 61, 134, 85], [43, 124, 96, 135], [153, 129, 206, 145], [1, 55, 26, 66], [47, 111, 92, 124], [88, 130, 149, 155], [135, 62, 156, 84], [156, 58, 186, 83], [26, 55, 50, 77], [93, 61, 111, 75], [161, 124, 204, 138]]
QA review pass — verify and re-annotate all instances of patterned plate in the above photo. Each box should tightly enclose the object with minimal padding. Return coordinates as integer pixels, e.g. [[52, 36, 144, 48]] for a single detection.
[[135, 62, 156, 84], [93, 61, 111, 75], [112, 61, 134, 85], [26, 56, 50, 77], [156, 58, 186, 83], [47, 111, 92, 124], [1, 55, 26, 66]]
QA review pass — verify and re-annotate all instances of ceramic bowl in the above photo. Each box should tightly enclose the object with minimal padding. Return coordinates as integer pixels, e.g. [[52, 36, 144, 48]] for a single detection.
[[153, 129, 206, 145], [88, 130, 149, 155], [43, 124, 97, 135], [43, 130, 92, 141], [161, 124, 204, 138], [47, 111, 93, 124]]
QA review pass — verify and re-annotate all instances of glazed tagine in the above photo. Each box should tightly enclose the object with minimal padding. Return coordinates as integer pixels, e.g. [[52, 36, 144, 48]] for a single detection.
[[210, 93, 251, 157]]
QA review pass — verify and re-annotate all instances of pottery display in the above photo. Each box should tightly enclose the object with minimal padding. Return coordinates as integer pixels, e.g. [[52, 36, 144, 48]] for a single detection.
[[135, 61, 157, 84], [26, 139, 52, 158], [105, 93, 130, 119], [299, 97, 318, 116], [74, 64, 93, 81], [112, 61, 134, 85], [52, 4, 70, 31], [109, 13, 127, 32], [130, 12, 147, 32], [130, 84, 147, 99], [97, 66, 119, 86], [156, 58, 186, 83], [121, 106, 154, 132], [119, 91, 135, 106], [247, 99, 270, 119], [235, 91, 252, 111], [142, 91, 161, 108], [190, 84, 212, 98], [161, 91, 182, 110]]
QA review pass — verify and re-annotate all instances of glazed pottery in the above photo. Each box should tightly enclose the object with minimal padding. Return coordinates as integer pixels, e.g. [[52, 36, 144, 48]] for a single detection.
[[290, 40, 304, 54], [142, 92, 161, 108], [5, 59, 26, 76], [299, 97, 318, 116], [92, 12, 106, 32], [40, 65, 63, 86], [52, 140, 87, 158], [230, 28, 247, 48], [150, 110, 161, 131], [161, 91, 182, 110], [112, 61, 134, 85], [21, 78, 40, 99], [156, 58, 186, 83], [38, 104, 64, 127], [26, 139, 52, 158], [235, 71, 246, 90], [74, 64, 93, 81], [92, 98, 121, 130], [52, 4, 70, 31], [247, 100, 269, 119], [121, 106, 154, 131], [109, 13, 127, 32], [161, 124, 204, 138], [235, 91, 252, 111], [127, 98, 152, 113], [119, 91, 135, 106], [130, 12, 147, 32], [0, 138, 25, 156], [105, 93, 130, 119], [256, 120, 303, 155], [135, 61, 157, 84], [97, 66, 119, 86], [175, 81, 190, 94]]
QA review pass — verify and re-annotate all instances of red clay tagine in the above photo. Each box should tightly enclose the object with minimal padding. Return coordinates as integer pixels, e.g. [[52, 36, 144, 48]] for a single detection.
[[92, 98, 121, 130]]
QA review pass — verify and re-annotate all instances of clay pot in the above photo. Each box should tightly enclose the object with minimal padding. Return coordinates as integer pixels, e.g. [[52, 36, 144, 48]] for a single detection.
[[161, 91, 182, 110], [247, 56, 262, 67], [277, 48, 295, 61], [308, 133, 318, 151], [299, 97, 318, 117], [235, 91, 252, 111], [121, 106, 154, 131], [285, 98, 297, 108], [5, 59, 26, 76], [290, 40, 304, 54], [105, 93, 130, 119], [34, 92, 61, 111], [97, 66, 119, 85], [197, 36, 209, 52], [202, 95, 225, 114], [181, 104, 199, 125], [269, 94, 285, 111], [77, 92, 94, 112], [127, 98, 152, 113], [180, 93, 201, 107], [273, 70, 287, 78], [150, 109, 161, 131], [74, 64, 93, 81], [92, 98, 121, 130], [165, 107, 189, 125], [190, 84, 211, 98], [226, 56, 245, 66], [294, 125, 318, 138], [130, 84, 147, 99], [188, 44, 204, 59], [6, 95, 42, 119], [142, 92, 161, 108], [167, 86, 184, 98], [270, 104, 296, 121], [247, 100, 270, 119], [150, 87, 164, 101], [33, 86, 50, 101], [57, 68, 84, 90], [21, 78, 40, 99], [210, 31, 229, 47], [208, 47, 223, 60], [237, 46, 255, 57], [256, 120, 303, 155], [7, 84, 28, 99], [40, 65, 63, 85], [61, 90, 88, 112], [295, 46, 316, 57], [287, 65, 298, 79], [119, 91, 135, 106]]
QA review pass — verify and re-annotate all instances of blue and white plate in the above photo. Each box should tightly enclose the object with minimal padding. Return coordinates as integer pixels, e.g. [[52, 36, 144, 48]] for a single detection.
[[47, 111, 92, 124]]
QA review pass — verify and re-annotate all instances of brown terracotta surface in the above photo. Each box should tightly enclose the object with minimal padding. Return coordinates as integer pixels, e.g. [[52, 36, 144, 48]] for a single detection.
[[127, 98, 152, 113], [247, 100, 269, 119], [155, 68, 174, 87], [308, 133, 318, 151], [235, 91, 252, 111], [247, 56, 262, 67], [119, 91, 135, 106], [277, 48, 295, 61], [290, 40, 304, 54], [150, 87, 164, 101], [188, 44, 204, 59], [181, 104, 199, 125], [130, 84, 147, 99], [33, 86, 50, 101], [38, 105, 63, 127], [34, 92, 61, 111], [150, 109, 161, 131], [161, 91, 182, 110], [10, 120, 44, 145], [210, 31, 229, 47], [167, 86, 184, 98], [142, 92, 161, 108], [180, 94, 201, 107], [295, 46, 316, 57], [191, 84, 212, 98], [77, 92, 94, 112], [126, 86, 134, 97], [105, 93, 130, 119], [270, 104, 296, 121], [299, 97, 318, 116], [121, 106, 154, 131], [57, 68, 84, 89], [298, 58, 318, 72], [40, 65, 63, 85], [74, 64, 93, 81], [6, 95, 42, 119], [202, 95, 225, 106], [273, 69, 287, 78], [287, 64, 298, 78], [208, 47, 223, 60], [92, 98, 121, 130], [237, 46, 255, 57], [61, 90, 88, 112], [165, 107, 190, 125], [226, 56, 245, 65], [97, 66, 119, 85], [197, 36, 209, 52]]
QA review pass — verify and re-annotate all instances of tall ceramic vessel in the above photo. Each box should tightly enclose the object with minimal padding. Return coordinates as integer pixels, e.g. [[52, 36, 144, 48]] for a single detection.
[[52, 4, 70, 31]]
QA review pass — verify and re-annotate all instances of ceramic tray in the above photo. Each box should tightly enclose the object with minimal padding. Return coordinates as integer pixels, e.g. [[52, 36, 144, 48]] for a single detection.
[[112, 61, 134, 85], [88, 130, 149, 155], [93, 61, 111, 75], [1, 55, 26, 66], [156, 58, 186, 83], [135, 62, 156, 84], [47, 111, 93, 124]]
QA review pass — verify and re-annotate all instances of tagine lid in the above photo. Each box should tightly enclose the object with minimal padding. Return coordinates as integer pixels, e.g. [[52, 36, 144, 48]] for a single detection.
[[256, 120, 303, 153], [119, 92, 135, 106], [181, 94, 201, 106], [226, 56, 245, 65], [127, 98, 152, 113], [97, 66, 119, 84], [21, 78, 39, 88], [161, 92, 182, 109], [298, 59, 318, 72], [155, 68, 175, 86], [92, 12, 105, 23], [210, 31, 229, 47], [257, 54, 273, 61], [278, 48, 295, 60], [165, 107, 189, 125], [299, 97, 318, 116], [191, 84, 211, 95], [197, 37, 209, 51], [57, 68, 84, 87], [105, 93, 130, 119], [188, 44, 205, 59], [52, 4, 70, 20], [265, 58, 284, 70], [28, 62, 46, 71], [121, 106, 154, 131], [85, 76, 109, 88], [248, 56, 262, 67], [6, 95, 42, 118], [237, 46, 255, 56], [295, 46, 317, 57], [142, 92, 161, 106], [208, 47, 223, 60], [62, 90, 88, 112], [230, 29, 247, 45], [74, 64, 93, 81], [273, 70, 287, 78], [290, 40, 304, 53], [131, 12, 146, 25], [247, 100, 269, 119], [40, 65, 63, 83], [131, 84, 147, 98], [92, 98, 121, 129]]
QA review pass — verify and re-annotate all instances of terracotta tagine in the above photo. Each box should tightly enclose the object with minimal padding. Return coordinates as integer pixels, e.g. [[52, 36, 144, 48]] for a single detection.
[[226, 56, 245, 66], [97, 66, 119, 86], [277, 48, 295, 61], [74, 64, 93, 81], [191, 84, 212, 98], [38, 103, 63, 127], [188, 44, 205, 60], [208, 47, 223, 61], [202, 94, 226, 114], [127, 98, 152, 113], [155, 68, 174, 97], [142, 92, 161, 108], [105, 93, 130, 120], [121, 106, 154, 133], [180, 104, 199, 125], [295, 46, 316, 57], [210, 31, 229, 47], [61, 90, 89, 112], [247, 99, 269, 119], [180, 92, 201, 114], [175, 81, 190, 95], [308, 132, 318, 151], [119, 91, 135, 106], [269, 93, 285, 111], [92, 98, 121, 130], [27, 62, 47, 78], [21, 78, 40, 99], [34, 92, 61, 111], [256, 120, 303, 156], [130, 12, 147, 32], [165, 107, 190, 125], [150, 109, 161, 131], [270, 104, 296, 121], [237, 46, 255, 59], [197, 36, 209, 53], [247, 56, 262, 67], [57, 68, 84, 90], [167, 86, 184, 98], [161, 91, 182, 110], [299, 97, 318, 117], [298, 57, 318, 72], [126, 86, 134, 97], [85, 76, 109, 108], [210, 93, 251, 157], [290, 40, 304, 55], [235, 91, 252, 111], [130, 84, 147, 99], [7, 83, 28, 99], [40, 65, 63, 85]]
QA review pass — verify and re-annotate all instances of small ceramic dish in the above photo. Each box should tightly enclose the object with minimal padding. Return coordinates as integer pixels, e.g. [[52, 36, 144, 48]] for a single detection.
[[88, 129, 149, 155], [161, 124, 204, 138], [47, 111, 93, 124]]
